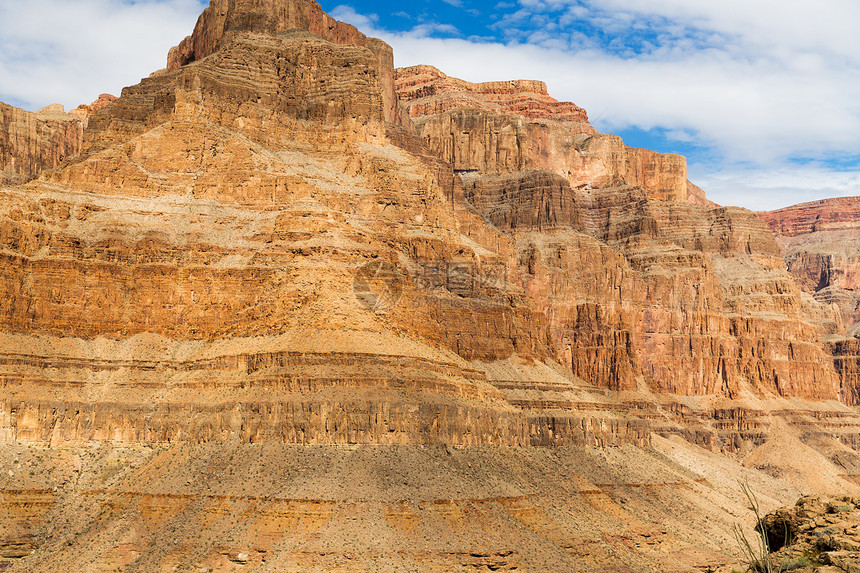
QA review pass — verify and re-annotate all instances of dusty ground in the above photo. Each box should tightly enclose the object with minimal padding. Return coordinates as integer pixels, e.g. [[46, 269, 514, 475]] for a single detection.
[[2, 431, 851, 572]]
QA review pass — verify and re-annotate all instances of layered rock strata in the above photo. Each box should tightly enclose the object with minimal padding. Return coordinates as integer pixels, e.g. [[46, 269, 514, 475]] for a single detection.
[[758, 198, 860, 405], [0, 103, 84, 186], [396, 65, 688, 202], [449, 171, 842, 401], [759, 197, 860, 336], [0, 0, 633, 455]]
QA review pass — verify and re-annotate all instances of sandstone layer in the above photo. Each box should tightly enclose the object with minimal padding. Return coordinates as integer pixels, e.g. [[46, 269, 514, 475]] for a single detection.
[[0, 0, 858, 570]]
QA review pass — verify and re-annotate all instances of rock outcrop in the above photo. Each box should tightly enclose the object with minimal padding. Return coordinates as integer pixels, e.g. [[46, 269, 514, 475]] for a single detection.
[[761, 495, 860, 572]]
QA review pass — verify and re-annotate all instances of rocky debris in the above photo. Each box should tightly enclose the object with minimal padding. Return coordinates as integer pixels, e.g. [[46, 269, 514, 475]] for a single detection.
[[761, 496, 860, 572]]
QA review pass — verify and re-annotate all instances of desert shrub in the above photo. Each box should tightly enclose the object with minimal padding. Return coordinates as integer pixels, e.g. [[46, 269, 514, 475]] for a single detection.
[[734, 482, 787, 573], [781, 556, 811, 571]]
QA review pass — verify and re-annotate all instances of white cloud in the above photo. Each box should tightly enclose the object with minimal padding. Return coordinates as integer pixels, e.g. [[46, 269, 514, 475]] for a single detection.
[[329, 5, 378, 32], [692, 166, 860, 212], [0, 0, 204, 111]]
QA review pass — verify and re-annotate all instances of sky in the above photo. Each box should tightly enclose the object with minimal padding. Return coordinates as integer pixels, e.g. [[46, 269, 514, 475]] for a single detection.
[[1, 0, 859, 210]]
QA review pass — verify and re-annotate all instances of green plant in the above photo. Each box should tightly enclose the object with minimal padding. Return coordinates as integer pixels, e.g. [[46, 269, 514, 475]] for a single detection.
[[733, 482, 787, 573], [781, 556, 811, 571]]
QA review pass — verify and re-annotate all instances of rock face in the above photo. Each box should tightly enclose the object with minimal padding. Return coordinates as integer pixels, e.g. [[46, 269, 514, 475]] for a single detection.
[[0, 103, 84, 185], [396, 65, 844, 402], [762, 496, 860, 572], [758, 198, 860, 405], [1, 0, 860, 570], [759, 197, 860, 337], [167, 0, 403, 125], [0, 95, 118, 187], [396, 65, 689, 202]]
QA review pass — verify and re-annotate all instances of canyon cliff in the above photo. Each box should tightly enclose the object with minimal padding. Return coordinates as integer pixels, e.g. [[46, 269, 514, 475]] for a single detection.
[[0, 0, 859, 571], [759, 197, 860, 336], [0, 95, 116, 187]]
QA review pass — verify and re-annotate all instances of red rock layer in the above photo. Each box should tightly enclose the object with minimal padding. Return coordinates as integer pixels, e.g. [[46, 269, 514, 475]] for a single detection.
[[395, 66, 690, 203], [0, 103, 84, 186], [758, 197, 860, 335], [396, 65, 592, 123], [758, 197, 860, 237]]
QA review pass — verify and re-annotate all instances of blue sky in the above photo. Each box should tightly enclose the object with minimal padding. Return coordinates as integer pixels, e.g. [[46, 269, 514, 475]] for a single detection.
[[2, 0, 859, 210]]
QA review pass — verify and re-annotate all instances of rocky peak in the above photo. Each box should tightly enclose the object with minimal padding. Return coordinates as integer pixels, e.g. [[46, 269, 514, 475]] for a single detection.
[[167, 0, 371, 70], [395, 64, 593, 124], [166, 0, 402, 124]]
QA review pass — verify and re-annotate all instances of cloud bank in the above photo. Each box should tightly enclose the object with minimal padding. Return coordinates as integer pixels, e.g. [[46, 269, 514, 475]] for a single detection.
[[0, 0, 204, 111]]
